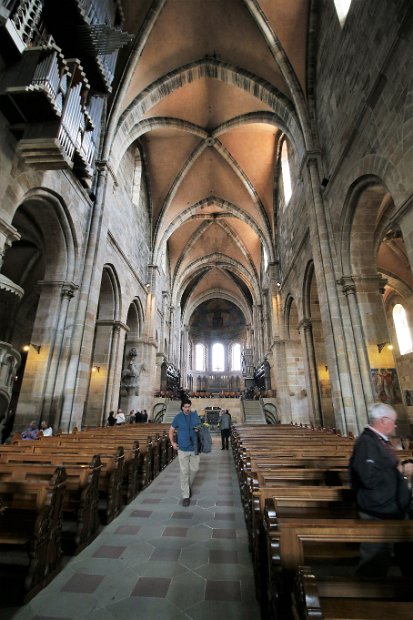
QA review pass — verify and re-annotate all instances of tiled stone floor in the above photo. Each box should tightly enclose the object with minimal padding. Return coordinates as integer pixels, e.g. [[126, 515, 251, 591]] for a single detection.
[[6, 437, 261, 620]]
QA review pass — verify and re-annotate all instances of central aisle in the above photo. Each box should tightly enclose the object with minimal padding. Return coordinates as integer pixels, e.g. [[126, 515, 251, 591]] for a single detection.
[[10, 436, 261, 620]]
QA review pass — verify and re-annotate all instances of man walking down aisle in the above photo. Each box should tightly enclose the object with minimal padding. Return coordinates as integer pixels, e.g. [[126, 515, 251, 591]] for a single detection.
[[169, 399, 201, 506]]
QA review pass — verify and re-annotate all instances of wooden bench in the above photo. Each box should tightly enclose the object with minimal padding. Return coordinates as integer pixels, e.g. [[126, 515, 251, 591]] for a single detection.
[[0, 458, 101, 553], [35, 434, 149, 494], [292, 566, 413, 619], [249, 488, 356, 615], [0, 467, 66, 602], [263, 503, 413, 619], [2, 446, 124, 523]]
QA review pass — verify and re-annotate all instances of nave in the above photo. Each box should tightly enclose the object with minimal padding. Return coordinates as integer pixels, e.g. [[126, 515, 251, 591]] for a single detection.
[[5, 436, 260, 620]]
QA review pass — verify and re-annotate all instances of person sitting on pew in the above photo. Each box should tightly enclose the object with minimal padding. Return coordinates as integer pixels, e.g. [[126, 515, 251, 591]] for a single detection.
[[107, 411, 116, 427], [21, 420, 39, 440], [115, 409, 126, 424], [39, 420, 53, 436], [349, 402, 413, 576]]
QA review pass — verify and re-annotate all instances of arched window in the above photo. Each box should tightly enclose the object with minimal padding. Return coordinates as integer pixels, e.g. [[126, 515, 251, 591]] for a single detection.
[[393, 304, 413, 355], [281, 141, 292, 205], [263, 245, 268, 271], [231, 343, 241, 371], [132, 148, 142, 205], [334, 0, 352, 26], [212, 342, 225, 372], [195, 343, 205, 371]]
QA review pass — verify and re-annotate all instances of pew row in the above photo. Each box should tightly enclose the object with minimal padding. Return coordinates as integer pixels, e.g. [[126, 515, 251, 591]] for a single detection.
[[0, 468, 66, 602]]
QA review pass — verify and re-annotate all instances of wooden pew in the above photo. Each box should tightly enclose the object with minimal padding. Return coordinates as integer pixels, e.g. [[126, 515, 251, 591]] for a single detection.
[[292, 565, 413, 620], [263, 500, 413, 619], [0, 467, 66, 602], [35, 434, 149, 494], [0, 458, 101, 553], [249, 488, 356, 616], [1, 446, 124, 523]]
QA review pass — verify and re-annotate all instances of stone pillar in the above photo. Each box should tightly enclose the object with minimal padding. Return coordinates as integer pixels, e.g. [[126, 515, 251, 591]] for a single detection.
[[38, 281, 77, 429], [104, 321, 128, 415], [337, 276, 375, 430], [399, 209, 413, 274], [0, 216, 20, 271], [298, 318, 322, 427], [253, 304, 264, 362], [160, 291, 169, 356], [18, 280, 77, 426], [181, 326, 189, 388], [304, 155, 356, 434], [0, 341, 21, 431], [60, 160, 110, 431]]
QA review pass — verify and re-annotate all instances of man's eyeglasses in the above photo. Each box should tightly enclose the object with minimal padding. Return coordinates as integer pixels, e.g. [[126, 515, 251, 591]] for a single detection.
[[382, 416, 397, 426]]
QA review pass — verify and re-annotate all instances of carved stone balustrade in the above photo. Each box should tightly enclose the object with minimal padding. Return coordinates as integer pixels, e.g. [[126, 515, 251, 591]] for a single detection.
[[0, 341, 21, 423]]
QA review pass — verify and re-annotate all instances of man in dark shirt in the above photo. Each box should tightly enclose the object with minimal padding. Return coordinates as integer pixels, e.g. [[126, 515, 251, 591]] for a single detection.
[[349, 402, 413, 576]]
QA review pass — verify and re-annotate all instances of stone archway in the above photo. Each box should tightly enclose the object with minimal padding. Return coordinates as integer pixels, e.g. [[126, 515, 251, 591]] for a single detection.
[[0, 193, 77, 431], [85, 266, 121, 427]]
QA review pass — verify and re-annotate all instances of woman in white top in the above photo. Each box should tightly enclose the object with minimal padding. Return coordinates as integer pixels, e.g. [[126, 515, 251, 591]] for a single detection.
[[40, 420, 53, 436], [115, 409, 126, 424]]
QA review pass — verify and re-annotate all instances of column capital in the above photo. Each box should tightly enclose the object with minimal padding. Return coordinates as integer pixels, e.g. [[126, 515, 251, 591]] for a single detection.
[[297, 318, 312, 332], [95, 319, 129, 333], [336, 276, 356, 296], [37, 280, 79, 295], [340, 273, 387, 294], [299, 149, 322, 177]]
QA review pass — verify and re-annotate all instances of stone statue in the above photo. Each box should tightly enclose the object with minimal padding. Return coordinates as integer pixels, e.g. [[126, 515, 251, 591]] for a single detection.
[[121, 348, 145, 389]]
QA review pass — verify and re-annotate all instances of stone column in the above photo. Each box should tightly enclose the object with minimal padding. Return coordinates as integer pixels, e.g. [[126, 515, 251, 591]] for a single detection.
[[298, 317, 322, 427], [337, 276, 375, 430], [38, 281, 77, 428], [399, 210, 413, 274], [0, 341, 21, 428], [253, 304, 264, 362], [0, 216, 20, 272], [181, 325, 189, 388], [160, 291, 169, 357], [304, 154, 356, 434], [60, 160, 111, 431], [18, 280, 77, 426], [105, 321, 128, 415]]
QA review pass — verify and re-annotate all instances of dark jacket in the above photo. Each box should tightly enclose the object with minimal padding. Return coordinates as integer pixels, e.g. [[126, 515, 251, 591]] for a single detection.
[[349, 426, 410, 518], [195, 424, 212, 454]]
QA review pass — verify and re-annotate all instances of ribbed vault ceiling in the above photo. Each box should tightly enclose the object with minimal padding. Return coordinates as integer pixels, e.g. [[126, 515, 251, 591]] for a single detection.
[[112, 0, 310, 323]]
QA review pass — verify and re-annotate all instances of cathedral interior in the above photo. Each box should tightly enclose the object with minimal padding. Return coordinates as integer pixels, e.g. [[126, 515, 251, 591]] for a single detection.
[[2, 2, 413, 619], [0, 0, 413, 438]]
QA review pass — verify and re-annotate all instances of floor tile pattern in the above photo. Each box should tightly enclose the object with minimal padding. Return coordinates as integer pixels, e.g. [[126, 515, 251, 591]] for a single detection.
[[6, 435, 260, 620]]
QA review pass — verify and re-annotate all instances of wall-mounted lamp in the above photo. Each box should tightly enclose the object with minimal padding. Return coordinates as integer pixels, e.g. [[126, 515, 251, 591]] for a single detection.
[[23, 343, 41, 354], [92, 366, 100, 373], [276, 282, 281, 287], [377, 341, 393, 353], [145, 282, 150, 288]]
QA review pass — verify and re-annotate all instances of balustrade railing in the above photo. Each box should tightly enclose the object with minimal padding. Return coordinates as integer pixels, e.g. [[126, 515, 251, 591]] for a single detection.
[[7, 0, 43, 46]]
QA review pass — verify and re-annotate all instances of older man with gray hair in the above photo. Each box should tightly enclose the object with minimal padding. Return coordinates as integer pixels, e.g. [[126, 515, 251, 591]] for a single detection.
[[349, 402, 413, 576]]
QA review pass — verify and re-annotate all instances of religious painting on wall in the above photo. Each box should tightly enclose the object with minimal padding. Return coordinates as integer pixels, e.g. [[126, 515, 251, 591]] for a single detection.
[[370, 368, 402, 404]]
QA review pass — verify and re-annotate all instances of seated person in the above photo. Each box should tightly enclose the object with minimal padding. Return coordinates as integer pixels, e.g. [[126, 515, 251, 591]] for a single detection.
[[21, 420, 39, 440], [115, 409, 126, 424], [39, 420, 53, 436]]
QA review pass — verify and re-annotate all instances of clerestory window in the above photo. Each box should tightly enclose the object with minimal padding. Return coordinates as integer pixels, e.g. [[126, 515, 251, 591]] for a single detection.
[[212, 342, 225, 372], [393, 303, 413, 355], [334, 0, 352, 27], [281, 141, 292, 205], [195, 343, 205, 371]]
